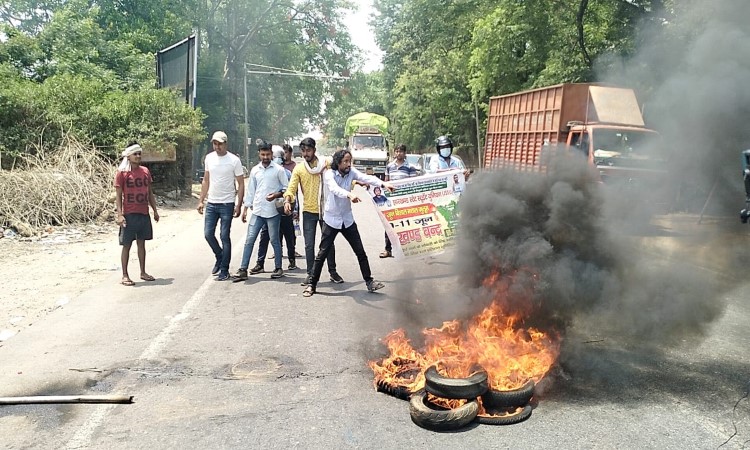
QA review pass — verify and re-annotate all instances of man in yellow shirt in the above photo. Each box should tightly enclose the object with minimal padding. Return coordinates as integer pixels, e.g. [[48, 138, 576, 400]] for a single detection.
[[283, 137, 342, 286]]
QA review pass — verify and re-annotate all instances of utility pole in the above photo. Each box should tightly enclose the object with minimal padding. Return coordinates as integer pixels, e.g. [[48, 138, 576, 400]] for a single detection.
[[244, 68, 249, 166]]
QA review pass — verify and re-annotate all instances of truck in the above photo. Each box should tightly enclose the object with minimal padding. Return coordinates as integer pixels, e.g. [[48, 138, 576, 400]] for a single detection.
[[345, 112, 390, 179], [483, 83, 666, 184]]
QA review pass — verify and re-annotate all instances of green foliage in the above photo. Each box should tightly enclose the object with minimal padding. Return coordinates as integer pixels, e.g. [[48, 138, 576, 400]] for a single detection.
[[322, 72, 387, 147], [0, 66, 203, 165]]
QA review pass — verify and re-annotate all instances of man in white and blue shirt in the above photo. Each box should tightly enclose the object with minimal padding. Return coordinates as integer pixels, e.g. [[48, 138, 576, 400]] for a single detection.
[[303, 149, 395, 297], [233, 140, 288, 281]]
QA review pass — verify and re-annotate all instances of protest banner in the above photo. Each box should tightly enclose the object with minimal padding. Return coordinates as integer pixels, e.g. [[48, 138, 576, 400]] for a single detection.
[[369, 169, 465, 258]]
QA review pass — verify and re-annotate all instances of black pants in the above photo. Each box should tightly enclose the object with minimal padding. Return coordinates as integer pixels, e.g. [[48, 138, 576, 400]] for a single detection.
[[384, 232, 391, 252], [310, 221, 372, 288], [302, 211, 336, 276], [257, 214, 296, 265]]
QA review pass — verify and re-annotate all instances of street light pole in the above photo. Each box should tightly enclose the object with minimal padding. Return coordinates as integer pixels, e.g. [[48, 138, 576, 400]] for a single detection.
[[243, 64, 249, 167]]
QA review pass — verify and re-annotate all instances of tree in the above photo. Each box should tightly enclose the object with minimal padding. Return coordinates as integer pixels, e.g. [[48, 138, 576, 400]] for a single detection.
[[321, 71, 387, 147]]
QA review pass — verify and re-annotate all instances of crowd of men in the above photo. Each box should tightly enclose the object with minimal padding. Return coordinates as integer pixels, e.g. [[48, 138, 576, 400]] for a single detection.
[[113, 131, 467, 296]]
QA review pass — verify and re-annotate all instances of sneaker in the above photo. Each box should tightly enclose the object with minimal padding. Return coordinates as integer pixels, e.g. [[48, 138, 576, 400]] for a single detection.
[[288, 260, 298, 270], [249, 264, 264, 275], [211, 259, 221, 275], [216, 271, 230, 281], [366, 280, 385, 292], [271, 268, 284, 279], [301, 276, 312, 286], [266, 254, 275, 260], [329, 272, 344, 284], [232, 268, 248, 283]]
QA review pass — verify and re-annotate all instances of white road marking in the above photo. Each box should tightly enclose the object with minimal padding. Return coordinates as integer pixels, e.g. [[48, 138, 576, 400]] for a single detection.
[[65, 276, 214, 449]]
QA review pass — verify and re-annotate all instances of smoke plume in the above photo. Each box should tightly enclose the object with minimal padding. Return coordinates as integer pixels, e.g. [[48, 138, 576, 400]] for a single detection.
[[457, 1, 750, 346]]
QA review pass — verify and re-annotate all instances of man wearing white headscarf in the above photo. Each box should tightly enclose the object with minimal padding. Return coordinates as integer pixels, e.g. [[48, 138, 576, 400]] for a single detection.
[[114, 142, 160, 286]]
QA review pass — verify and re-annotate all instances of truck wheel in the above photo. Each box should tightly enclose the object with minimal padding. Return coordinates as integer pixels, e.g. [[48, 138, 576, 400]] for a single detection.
[[424, 365, 489, 400], [409, 391, 479, 431], [480, 380, 535, 408]]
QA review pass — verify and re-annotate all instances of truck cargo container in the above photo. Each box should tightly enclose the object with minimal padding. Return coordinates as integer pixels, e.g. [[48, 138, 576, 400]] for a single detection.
[[483, 83, 666, 183]]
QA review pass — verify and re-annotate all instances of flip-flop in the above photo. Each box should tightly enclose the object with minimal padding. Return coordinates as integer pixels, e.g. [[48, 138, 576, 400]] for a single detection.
[[302, 286, 315, 297], [140, 274, 155, 281], [121, 279, 135, 286]]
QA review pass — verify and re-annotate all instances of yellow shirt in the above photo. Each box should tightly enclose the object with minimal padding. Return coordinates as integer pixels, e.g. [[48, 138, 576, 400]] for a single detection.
[[284, 158, 329, 214]]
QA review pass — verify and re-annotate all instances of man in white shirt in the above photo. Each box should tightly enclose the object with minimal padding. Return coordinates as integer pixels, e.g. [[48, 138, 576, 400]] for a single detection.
[[302, 149, 395, 297], [197, 131, 245, 281], [232, 140, 289, 281]]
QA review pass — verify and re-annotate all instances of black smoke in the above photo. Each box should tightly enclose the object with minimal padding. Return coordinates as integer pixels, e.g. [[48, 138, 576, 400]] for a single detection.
[[459, 152, 724, 346]]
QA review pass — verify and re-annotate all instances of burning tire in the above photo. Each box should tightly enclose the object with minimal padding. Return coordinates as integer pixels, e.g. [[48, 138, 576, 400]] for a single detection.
[[375, 379, 411, 401], [480, 380, 535, 408], [375, 365, 420, 401], [423, 365, 489, 400], [476, 405, 533, 425], [409, 391, 479, 431]]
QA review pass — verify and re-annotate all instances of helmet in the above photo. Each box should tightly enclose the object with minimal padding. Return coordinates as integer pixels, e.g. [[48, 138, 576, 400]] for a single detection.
[[435, 135, 453, 151]]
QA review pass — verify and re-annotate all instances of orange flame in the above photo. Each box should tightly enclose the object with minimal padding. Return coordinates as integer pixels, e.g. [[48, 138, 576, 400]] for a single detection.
[[369, 269, 560, 410]]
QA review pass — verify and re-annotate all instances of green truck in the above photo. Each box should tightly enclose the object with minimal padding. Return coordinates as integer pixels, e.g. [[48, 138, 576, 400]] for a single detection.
[[345, 112, 390, 179]]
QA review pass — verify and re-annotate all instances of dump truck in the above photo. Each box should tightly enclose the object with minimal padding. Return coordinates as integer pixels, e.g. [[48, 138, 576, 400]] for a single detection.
[[483, 83, 666, 183], [345, 112, 390, 179]]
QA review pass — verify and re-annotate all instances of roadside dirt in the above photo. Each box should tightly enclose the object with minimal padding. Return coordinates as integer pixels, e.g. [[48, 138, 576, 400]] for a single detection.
[[0, 197, 199, 343]]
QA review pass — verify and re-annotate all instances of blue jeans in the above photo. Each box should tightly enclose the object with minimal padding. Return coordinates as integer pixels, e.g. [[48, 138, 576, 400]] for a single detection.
[[302, 211, 336, 277], [204, 202, 235, 274], [239, 214, 282, 270], [257, 214, 296, 264]]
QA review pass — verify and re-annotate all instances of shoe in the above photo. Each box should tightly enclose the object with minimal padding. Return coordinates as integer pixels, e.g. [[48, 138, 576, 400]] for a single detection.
[[379, 250, 392, 258], [249, 264, 264, 275], [288, 260, 298, 270], [302, 285, 315, 297], [366, 280, 385, 292], [329, 273, 344, 284], [294, 251, 303, 258], [271, 268, 284, 279], [232, 268, 248, 283], [301, 276, 312, 286], [216, 271, 230, 281], [266, 254, 275, 260], [211, 259, 221, 275]]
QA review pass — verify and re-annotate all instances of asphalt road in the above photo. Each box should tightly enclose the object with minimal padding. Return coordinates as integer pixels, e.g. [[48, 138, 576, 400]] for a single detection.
[[2, 188, 750, 450]]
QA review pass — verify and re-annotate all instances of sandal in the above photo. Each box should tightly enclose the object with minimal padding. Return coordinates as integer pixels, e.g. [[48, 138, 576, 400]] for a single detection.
[[121, 278, 135, 286], [302, 285, 315, 297], [140, 274, 155, 281], [379, 251, 392, 258]]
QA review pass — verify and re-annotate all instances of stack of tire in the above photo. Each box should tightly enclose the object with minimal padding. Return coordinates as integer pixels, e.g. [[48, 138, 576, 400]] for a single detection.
[[409, 365, 535, 431]]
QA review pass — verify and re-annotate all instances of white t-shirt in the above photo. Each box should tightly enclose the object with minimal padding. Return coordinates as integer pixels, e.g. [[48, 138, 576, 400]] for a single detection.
[[204, 151, 244, 203]]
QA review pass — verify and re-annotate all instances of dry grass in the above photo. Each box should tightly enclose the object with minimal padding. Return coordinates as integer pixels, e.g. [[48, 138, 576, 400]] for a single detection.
[[0, 135, 115, 236]]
